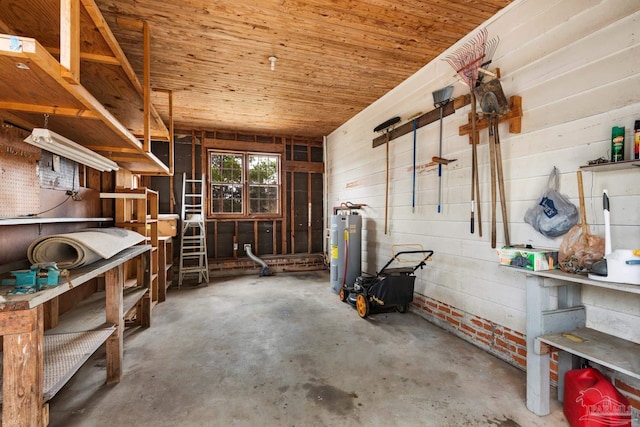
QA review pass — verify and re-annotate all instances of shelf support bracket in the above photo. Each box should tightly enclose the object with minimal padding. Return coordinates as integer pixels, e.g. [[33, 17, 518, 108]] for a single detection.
[[143, 21, 151, 153], [60, 0, 80, 84]]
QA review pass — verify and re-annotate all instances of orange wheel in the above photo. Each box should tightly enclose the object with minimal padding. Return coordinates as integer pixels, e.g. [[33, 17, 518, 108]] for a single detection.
[[339, 287, 347, 302], [356, 294, 369, 318]]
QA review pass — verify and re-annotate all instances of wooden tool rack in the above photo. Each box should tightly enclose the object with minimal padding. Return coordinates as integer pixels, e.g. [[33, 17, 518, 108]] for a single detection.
[[0, 245, 151, 427], [514, 268, 640, 416]]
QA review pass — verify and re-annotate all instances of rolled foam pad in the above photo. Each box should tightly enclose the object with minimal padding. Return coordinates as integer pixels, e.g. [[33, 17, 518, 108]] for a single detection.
[[27, 227, 145, 269]]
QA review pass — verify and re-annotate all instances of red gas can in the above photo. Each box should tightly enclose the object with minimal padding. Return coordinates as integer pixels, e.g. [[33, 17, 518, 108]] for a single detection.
[[564, 368, 631, 427]]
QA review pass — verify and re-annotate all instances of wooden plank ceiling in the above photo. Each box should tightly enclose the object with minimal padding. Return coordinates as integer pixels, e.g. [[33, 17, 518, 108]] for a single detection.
[[4, 0, 512, 139], [100, 0, 514, 137]]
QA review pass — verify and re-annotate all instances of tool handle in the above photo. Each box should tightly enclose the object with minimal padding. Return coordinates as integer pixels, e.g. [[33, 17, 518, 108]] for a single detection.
[[471, 217, 474, 234]]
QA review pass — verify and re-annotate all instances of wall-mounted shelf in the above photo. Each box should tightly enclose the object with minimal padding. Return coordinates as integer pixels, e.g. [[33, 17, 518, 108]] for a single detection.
[[0, 34, 169, 175], [580, 159, 640, 172]]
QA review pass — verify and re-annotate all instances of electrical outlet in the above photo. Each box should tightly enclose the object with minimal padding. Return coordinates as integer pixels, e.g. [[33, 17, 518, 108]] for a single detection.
[[244, 244, 251, 251]]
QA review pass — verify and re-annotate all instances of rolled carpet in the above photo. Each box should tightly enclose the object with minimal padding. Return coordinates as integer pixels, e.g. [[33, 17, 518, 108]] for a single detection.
[[27, 228, 146, 269]]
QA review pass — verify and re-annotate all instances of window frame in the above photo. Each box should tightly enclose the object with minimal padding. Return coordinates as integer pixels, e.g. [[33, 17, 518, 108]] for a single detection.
[[207, 149, 282, 219]]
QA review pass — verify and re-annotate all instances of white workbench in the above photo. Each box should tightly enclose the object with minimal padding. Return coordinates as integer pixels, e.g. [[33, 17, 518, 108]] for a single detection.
[[515, 267, 640, 416]]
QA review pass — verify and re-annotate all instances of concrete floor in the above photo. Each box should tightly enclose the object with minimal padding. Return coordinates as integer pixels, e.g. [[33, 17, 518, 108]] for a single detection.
[[48, 271, 568, 426]]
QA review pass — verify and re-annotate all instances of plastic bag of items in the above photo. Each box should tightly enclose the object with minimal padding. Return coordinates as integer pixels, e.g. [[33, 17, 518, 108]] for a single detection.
[[558, 225, 605, 273], [524, 167, 579, 238]]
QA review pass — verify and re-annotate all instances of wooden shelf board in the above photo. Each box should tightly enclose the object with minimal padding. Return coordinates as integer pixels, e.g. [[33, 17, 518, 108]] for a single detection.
[[0, 327, 116, 404], [507, 267, 640, 295], [46, 287, 147, 334], [580, 159, 640, 172], [0, 245, 151, 308], [537, 327, 640, 380], [0, 34, 169, 175], [0, 217, 112, 226], [123, 277, 138, 289]]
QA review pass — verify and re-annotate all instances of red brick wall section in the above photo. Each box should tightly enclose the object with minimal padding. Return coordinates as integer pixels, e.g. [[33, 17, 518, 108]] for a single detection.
[[411, 293, 640, 412], [612, 373, 640, 412], [208, 254, 325, 277]]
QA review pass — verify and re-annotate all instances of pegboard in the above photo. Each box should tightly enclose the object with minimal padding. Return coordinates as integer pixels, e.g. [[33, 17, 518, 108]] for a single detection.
[[39, 151, 78, 191], [0, 125, 40, 217]]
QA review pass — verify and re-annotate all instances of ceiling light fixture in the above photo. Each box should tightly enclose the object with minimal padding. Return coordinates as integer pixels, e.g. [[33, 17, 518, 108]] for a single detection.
[[24, 128, 119, 172], [268, 56, 277, 71]]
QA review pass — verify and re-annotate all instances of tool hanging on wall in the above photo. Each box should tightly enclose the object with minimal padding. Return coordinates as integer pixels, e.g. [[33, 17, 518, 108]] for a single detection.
[[406, 111, 423, 214], [444, 27, 494, 237], [476, 75, 511, 248], [432, 86, 454, 213], [374, 116, 401, 234]]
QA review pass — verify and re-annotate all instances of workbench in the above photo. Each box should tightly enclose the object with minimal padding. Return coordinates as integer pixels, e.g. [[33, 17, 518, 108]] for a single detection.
[[517, 268, 640, 416], [0, 245, 151, 427]]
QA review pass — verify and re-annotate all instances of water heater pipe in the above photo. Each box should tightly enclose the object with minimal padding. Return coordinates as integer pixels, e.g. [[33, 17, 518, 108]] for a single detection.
[[245, 244, 271, 276]]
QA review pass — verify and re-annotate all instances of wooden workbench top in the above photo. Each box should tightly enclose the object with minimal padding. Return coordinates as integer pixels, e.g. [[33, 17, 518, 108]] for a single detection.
[[0, 245, 151, 311]]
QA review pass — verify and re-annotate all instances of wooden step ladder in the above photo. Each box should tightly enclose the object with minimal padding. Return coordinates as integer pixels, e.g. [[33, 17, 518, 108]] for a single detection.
[[178, 173, 209, 287]]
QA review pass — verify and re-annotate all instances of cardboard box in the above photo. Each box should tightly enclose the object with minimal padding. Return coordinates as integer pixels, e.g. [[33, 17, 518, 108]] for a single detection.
[[158, 214, 179, 237], [498, 246, 559, 271]]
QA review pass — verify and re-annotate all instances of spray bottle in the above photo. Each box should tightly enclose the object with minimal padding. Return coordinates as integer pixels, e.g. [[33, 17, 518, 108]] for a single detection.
[[611, 126, 625, 162]]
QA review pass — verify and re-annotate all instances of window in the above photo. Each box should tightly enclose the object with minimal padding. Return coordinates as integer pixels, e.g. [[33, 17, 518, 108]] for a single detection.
[[248, 154, 279, 214], [210, 152, 243, 214], [209, 151, 280, 216]]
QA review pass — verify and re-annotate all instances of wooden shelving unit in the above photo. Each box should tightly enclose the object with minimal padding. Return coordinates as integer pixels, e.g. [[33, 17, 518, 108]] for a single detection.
[[0, 34, 170, 175], [0, 245, 151, 425], [158, 236, 173, 302], [513, 268, 640, 416], [100, 188, 160, 323]]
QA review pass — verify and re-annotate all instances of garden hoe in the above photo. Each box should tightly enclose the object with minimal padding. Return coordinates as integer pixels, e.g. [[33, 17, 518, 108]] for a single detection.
[[374, 116, 401, 234]]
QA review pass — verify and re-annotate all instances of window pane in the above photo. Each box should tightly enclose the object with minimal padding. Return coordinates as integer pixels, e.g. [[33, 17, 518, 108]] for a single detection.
[[211, 153, 243, 184], [248, 154, 279, 214], [249, 155, 278, 185], [249, 185, 279, 214], [210, 152, 243, 214]]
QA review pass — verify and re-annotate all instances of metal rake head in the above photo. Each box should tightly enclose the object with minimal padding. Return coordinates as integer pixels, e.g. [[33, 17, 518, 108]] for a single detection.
[[481, 36, 500, 70], [443, 27, 489, 86]]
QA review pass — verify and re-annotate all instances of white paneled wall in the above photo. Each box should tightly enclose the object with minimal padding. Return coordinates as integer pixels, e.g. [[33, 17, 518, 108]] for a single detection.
[[326, 0, 640, 342]]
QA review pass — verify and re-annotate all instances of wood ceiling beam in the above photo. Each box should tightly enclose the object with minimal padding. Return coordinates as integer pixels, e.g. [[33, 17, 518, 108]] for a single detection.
[[0, 102, 99, 119], [45, 47, 120, 65], [0, 111, 38, 131]]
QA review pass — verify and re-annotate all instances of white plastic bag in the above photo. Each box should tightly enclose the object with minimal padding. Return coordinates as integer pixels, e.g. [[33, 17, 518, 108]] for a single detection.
[[524, 167, 579, 238]]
